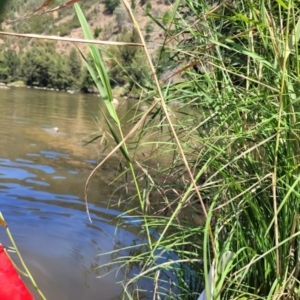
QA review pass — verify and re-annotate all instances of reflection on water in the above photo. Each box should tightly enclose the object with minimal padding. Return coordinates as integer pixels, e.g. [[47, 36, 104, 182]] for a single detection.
[[0, 87, 138, 299]]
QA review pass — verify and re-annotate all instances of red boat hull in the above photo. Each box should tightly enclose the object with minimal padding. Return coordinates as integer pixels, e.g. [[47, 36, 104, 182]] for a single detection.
[[0, 244, 34, 300]]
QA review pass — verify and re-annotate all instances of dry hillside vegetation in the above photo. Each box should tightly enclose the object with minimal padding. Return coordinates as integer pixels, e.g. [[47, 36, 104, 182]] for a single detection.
[[0, 0, 171, 55]]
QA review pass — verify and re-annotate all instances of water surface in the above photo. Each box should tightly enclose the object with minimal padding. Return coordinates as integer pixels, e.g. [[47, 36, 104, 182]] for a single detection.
[[0, 87, 138, 299]]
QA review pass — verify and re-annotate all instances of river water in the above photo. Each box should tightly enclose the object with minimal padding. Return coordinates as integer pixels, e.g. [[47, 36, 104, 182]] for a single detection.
[[0, 87, 142, 299]]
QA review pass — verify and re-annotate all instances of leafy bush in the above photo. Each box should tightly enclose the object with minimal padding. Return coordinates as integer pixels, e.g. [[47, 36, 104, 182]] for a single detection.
[[93, 26, 101, 38], [162, 10, 171, 25], [145, 21, 153, 34], [20, 41, 75, 90], [115, 8, 127, 32], [146, 1, 152, 12], [131, 0, 136, 9], [57, 15, 81, 36], [108, 29, 149, 89], [103, 0, 120, 14]]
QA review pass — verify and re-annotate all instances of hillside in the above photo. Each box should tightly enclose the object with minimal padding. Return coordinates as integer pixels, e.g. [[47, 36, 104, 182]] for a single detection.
[[0, 0, 171, 55], [0, 0, 177, 92]]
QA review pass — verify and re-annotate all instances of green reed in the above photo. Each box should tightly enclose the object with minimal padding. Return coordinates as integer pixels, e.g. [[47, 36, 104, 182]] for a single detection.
[[74, 0, 300, 298]]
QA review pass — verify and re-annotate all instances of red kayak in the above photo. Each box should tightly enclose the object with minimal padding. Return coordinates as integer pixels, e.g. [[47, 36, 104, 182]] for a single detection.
[[0, 244, 34, 300]]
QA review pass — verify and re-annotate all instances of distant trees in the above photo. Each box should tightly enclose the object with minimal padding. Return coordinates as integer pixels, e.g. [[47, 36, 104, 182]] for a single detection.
[[80, 67, 96, 93], [4, 50, 21, 82], [21, 42, 65, 88], [108, 29, 150, 90], [0, 0, 10, 23], [0, 42, 84, 91], [67, 48, 82, 89], [0, 49, 20, 83], [0, 43, 87, 91], [0, 55, 9, 83], [80, 54, 96, 93], [20, 43, 83, 90]]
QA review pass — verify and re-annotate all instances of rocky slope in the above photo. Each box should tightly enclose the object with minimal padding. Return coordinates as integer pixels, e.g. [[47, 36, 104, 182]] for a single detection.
[[0, 0, 172, 55]]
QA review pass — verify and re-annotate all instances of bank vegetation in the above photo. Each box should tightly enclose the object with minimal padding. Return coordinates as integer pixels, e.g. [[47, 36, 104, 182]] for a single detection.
[[1, 0, 300, 299]]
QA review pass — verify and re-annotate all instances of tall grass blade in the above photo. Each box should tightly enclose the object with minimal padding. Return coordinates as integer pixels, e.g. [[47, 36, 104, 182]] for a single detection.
[[74, 3, 118, 125]]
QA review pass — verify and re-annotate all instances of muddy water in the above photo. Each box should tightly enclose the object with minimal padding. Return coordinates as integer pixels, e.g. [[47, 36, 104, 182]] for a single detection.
[[0, 87, 141, 299]]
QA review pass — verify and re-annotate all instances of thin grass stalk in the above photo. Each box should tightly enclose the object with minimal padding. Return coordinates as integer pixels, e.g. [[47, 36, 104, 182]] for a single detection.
[[0, 212, 47, 300], [234, 230, 300, 276], [0, 31, 143, 46], [74, 4, 151, 242], [271, 0, 293, 277], [121, 0, 216, 261], [124, 160, 211, 291]]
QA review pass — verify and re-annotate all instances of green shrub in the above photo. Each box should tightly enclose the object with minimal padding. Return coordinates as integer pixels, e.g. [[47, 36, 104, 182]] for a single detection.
[[93, 27, 101, 38], [103, 0, 120, 14], [131, 0, 136, 9], [145, 21, 153, 34], [146, 1, 152, 12], [108, 28, 149, 89], [115, 8, 126, 32], [162, 10, 171, 25], [21, 41, 70, 90]]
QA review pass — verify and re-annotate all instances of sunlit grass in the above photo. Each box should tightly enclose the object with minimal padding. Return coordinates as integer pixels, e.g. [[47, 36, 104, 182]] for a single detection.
[[80, 0, 300, 298], [1, 0, 299, 298]]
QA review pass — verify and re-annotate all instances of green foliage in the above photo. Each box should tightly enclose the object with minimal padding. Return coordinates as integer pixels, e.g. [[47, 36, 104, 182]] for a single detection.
[[145, 21, 153, 34], [0, 56, 9, 83], [135, 0, 300, 297], [21, 41, 71, 90], [144, 34, 150, 42], [0, 0, 8, 13], [75, 2, 119, 124], [0, 0, 9, 22], [66, 48, 82, 89], [4, 50, 21, 82], [131, 0, 136, 10], [12, 14, 54, 34], [93, 26, 101, 38], [51, 54, 69, 90], [115, 7, 126, 33], [80, 66, 96, 93], [4, 0, 300, 299], [108, 29, 149, 89], [78, 0, 300, 299], [103, 0, 120, 14], [162, 10, 171, 25], [55, 15, 81, 37], [0, 50, 20, 83], [79, 54, 96, 93], [144, 22, 153, 42], [21, 42, 54, 87], [145, 1, 152, 12]]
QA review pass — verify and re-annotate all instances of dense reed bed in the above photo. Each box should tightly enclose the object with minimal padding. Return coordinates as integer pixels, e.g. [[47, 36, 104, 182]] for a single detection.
[[1, 0, 299, 298], [75, 0, 300, 298]]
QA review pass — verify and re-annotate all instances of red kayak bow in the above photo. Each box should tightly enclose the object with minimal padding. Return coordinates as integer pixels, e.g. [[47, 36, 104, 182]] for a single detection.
[[0, 244, 34, 300]]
